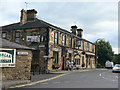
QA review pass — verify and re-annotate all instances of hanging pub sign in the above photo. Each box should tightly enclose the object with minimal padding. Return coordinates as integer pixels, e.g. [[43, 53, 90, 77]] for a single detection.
[[0, 48, 16, 67], [50, 45, 61, 52], [51, 32, 54, 38]]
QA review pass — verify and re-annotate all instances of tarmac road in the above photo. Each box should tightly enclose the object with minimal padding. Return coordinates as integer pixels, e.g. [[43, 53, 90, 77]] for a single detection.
[[21, 69, 119, 88]]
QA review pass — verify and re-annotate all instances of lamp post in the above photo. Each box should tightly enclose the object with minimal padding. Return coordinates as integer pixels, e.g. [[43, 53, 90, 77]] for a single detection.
[[95, 38, 103, 68]]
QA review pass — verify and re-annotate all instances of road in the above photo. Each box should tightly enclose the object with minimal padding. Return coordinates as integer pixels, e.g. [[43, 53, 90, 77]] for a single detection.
[[16, 69, 119, 88]]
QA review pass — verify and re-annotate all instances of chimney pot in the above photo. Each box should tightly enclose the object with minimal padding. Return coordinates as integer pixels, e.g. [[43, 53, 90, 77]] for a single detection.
[[77, 28, 83, 38], [71, 25, 77, 35]]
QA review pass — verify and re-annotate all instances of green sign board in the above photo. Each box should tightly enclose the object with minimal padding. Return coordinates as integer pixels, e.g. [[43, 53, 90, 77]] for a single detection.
[[0, 48, 16, 67]]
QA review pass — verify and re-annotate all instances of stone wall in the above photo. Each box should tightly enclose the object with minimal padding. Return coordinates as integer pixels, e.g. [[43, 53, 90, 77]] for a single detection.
[[1, 49, 32, 80]]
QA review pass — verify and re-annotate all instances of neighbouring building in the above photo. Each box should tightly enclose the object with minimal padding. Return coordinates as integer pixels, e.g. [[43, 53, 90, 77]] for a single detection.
[[0, 9, 96, 72], [0, 38, 33, 80]]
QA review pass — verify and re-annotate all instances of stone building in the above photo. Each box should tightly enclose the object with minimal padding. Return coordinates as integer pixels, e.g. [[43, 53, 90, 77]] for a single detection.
[[0, 9, 96, 72], [0, 38, 32, 80]]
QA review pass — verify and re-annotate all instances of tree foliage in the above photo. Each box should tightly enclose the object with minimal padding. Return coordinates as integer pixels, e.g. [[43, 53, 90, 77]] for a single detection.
[[95, 39, 114, 67], [112, 54, 120, 64]]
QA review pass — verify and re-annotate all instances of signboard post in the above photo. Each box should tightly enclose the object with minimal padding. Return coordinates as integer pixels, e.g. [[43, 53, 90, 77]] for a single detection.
[[0, 48, 16, 67]]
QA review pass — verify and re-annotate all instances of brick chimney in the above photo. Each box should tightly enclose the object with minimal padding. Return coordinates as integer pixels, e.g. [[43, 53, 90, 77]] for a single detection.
[[20, 9, 37, 24], [27, 9, 37, 21], [20, 9, 27, 24], [77, 28, 83, 38], [71, 25, 77, 35]]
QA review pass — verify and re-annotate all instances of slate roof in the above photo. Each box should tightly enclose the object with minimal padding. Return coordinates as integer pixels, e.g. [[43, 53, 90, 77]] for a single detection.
[[0, 38, 33, 50], [0, 18, 95, 45]]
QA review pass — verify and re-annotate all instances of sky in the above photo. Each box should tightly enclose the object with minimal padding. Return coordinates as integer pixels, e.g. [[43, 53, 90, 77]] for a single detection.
[[0, 0, 118, 54]]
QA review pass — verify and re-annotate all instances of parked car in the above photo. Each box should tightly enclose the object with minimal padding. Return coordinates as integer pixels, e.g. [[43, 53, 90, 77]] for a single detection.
[[112, 64, 120, 73]]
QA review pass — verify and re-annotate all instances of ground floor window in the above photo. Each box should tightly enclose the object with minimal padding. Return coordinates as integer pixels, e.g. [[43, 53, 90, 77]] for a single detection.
[[89, 57, 91, 65], [75, 59, 80, 65], [82, 56, 85, 67], [53, 51, 59, 64], [69, 53, 72, 61]]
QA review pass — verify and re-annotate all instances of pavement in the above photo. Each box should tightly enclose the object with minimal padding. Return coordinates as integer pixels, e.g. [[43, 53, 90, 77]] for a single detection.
[[1, 68, 105, 89]]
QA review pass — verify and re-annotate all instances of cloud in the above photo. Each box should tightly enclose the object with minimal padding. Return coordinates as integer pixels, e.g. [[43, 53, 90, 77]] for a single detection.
[[0, 1, 118, 54]]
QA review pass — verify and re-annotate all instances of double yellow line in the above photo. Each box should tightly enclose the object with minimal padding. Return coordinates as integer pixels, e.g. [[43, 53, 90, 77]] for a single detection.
[[9, 73, 66, 88]]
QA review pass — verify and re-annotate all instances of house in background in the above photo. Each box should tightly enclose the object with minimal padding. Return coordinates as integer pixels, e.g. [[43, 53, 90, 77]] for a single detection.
[[0, 9, 96, 72]]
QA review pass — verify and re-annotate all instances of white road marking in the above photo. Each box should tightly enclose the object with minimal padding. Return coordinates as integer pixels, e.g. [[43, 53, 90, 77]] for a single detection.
[[116, 76, 118, 78], [99, 70, 118, 82]]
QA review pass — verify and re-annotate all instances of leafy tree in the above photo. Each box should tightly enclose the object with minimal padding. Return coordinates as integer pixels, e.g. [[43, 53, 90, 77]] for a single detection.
[[112, 54, 120, 64], [95, 39, 114, 67]]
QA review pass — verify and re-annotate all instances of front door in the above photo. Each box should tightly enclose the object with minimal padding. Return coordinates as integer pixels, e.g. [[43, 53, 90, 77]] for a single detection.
[[62, 57, 65, 70]]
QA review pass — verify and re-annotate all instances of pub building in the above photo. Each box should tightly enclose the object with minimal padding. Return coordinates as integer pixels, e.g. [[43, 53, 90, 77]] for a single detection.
[[0, 9, 96, 72]]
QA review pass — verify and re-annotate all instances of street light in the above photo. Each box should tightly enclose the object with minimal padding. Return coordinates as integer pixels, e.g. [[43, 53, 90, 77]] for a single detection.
[[95, 38, 103, 68]]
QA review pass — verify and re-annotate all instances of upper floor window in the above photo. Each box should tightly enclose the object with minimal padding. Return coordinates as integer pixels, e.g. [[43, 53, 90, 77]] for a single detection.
[[15, 31, 20, 43], [76, 40, 81, 49], [73, 39, 76, 48], [69, 37, 72, 47], [82, 41, 84, 50], [54, 32, 58, 44], [92, 45, 94, 52], [87, 43, 89, 51], [62, 34, 66, 46], [2, 32, 6, 38]]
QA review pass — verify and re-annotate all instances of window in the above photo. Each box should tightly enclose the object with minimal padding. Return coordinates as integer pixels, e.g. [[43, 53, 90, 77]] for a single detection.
[[87, 43, 89, 51], [92, 45, 94, 52], [73, 39, 76, 48], [53, 51, 59, 64], [89, 57, 90, 65], [77, 40, 81, 46], [82, 56, 84, 64], [2, 32, 6, 38], [75, 59, 80, 65], [69, 37, 72, 47], [69, 53, 72, 61], [82, 41, 84, 50], [15, 31, 20, 43], [54, 32, 58, 44], [76, 40, 81, 49], [62, 34, 66, 46]]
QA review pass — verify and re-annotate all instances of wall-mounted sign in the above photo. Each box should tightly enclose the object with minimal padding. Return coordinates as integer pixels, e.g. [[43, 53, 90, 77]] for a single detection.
[[26, 36, 40, 42], [0, 48, 16, 67], [17, 52, 28, 55], [39, 45, 45, 47], [49, 41, 54, 44]]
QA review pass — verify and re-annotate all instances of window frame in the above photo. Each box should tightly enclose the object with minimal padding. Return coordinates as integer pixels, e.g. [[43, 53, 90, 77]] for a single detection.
[[82, 41, 84, 50], [69, 37, 72, 48], [62, 34, 66, 46], [2, 32, 7, 38], [54, 32, 58, 45], [87, 43, 89, 51], [15, 31, 20, 43]]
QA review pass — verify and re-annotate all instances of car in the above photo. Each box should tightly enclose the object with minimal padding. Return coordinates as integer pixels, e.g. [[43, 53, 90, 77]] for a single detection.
[[105, 60, 114, 69], [112, 64, 120, 73]]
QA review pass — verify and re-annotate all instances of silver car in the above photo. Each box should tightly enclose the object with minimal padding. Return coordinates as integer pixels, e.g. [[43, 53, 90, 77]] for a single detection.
[[112, 64, 120, 73]]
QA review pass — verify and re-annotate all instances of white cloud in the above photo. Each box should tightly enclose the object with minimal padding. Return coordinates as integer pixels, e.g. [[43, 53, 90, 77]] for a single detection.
[[0, 1, 118, 54]]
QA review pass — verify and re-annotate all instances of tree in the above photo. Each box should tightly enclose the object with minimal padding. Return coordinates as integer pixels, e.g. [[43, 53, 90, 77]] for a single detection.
[[112, 54, 120, 64], [95, 39, 114, 67]]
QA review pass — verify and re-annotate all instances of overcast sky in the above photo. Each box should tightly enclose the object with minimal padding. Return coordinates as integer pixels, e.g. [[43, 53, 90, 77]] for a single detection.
[[0, 0, 118, 54]]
